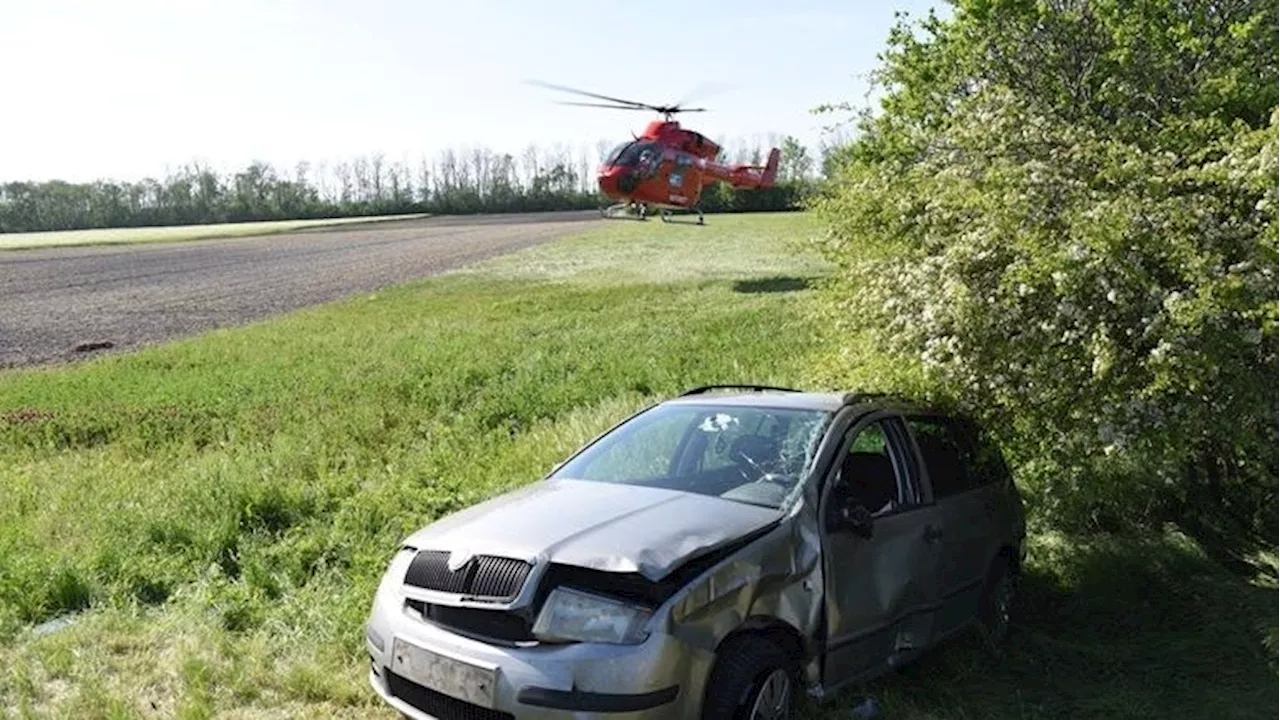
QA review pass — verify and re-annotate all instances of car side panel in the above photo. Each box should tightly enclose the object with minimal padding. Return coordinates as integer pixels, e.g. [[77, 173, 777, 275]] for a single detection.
[[932, 486, 999, 633], [900, 412, 1018, 636], [818, 413, 943, 689], [821, 505, 943, 682]]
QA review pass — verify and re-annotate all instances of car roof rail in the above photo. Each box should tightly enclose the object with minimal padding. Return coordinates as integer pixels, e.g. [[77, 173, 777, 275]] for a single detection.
[[680, 384, 803, 396], [841, 391, 952, 414], [841, 390, 913, 406]]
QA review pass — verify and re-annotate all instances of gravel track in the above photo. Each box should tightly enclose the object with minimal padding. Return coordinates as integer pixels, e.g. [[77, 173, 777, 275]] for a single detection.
[[0, 211, 603, 368]]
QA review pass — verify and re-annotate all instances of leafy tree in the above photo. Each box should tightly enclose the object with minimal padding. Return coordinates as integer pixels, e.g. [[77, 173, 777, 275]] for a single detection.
[[810, 0, 1278, 558], [852, 0, 1277, 160], [778, 136, 814, 183]]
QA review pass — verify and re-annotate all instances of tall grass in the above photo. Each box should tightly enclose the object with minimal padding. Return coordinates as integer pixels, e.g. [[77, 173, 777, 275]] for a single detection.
[[0, 213, 1272, 719], [0, 213, 831, 715]]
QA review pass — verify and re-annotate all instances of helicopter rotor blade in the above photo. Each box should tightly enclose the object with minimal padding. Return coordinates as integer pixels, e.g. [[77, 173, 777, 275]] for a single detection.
[[554, 100, 652, 111], [529, 79, 712, 117], [525, 80, 655, 111], [556, 100, 705, 115]]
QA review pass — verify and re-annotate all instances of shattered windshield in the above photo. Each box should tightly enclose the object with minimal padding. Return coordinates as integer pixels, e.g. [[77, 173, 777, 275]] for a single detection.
[[550, 403, 833, 509]]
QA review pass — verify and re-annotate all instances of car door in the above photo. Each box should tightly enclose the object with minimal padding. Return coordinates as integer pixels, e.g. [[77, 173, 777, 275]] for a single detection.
[[820, 414, 944, 687], [902, 413, 997, 634]]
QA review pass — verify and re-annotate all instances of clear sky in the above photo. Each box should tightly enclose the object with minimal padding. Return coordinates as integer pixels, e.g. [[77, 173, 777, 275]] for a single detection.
[[1, 0, 945, 184]]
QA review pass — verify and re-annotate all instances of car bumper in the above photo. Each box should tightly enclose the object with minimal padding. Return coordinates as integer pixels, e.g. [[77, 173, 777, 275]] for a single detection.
[[365, 592, 715, 719]]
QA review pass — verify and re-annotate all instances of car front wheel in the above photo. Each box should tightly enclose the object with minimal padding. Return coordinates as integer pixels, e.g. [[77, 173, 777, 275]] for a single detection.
[[701, 635, 798, 720]]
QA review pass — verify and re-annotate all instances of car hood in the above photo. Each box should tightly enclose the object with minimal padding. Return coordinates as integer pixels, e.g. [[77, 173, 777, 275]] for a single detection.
[[401, 479, 783, 582]]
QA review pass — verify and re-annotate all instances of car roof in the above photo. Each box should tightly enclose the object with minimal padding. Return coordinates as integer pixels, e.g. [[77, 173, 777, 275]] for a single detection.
[[662, 391, 847, 412], [659, 386, 943, 415]]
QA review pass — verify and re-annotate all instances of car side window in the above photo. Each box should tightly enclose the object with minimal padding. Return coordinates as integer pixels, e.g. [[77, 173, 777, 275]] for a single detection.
[[905, 415, 985, 498], [833, 420, 904, 516]]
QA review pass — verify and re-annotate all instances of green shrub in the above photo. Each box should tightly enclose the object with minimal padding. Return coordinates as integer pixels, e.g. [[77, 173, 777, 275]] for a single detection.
[[814, 92, 1276, 543], [809, 0, 1278, 558]]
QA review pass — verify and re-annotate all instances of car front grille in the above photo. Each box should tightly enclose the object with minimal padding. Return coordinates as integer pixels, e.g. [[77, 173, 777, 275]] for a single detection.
[[403, 550, 531, 601], [406, 599, 535, 643], [386, 668, 514, 720]]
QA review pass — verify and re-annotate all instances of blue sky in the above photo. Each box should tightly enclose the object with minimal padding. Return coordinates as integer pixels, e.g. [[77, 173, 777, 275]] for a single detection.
[[2, 0, 945, 183]]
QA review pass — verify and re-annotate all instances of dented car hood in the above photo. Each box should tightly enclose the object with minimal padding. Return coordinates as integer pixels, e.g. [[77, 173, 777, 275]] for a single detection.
[[401, 478, 783, 582]]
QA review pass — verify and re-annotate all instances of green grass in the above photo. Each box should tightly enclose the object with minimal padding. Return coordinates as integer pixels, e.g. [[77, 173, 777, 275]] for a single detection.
[[0, 213, 831, 716], [0, 213, 428, 251], [0, 212, 1274, 719]]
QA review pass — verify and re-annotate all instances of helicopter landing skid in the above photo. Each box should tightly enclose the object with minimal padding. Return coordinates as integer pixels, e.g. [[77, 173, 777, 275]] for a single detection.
[[659, 207, 705, 225], [600, 202, 650, 221]]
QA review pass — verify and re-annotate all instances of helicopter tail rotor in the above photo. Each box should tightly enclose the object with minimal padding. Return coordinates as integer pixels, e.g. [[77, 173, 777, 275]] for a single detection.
[[761, 148, 781, 187]]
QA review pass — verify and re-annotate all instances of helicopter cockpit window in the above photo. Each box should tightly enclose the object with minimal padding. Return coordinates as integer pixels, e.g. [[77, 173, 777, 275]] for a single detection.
[[610, 141, 660, 169], [604, 141, 631, 166]]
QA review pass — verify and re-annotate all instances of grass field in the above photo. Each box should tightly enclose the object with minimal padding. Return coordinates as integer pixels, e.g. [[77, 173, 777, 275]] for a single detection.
[[0, 213, 428, 251], [0, 212, 1273, 719]]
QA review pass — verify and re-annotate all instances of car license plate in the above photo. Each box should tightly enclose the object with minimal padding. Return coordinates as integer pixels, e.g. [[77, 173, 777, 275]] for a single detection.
[[390, 636, 499, 708]]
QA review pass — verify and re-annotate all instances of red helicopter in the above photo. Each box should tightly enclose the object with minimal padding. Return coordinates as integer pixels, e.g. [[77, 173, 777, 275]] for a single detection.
[[531, 81, 781, 224]]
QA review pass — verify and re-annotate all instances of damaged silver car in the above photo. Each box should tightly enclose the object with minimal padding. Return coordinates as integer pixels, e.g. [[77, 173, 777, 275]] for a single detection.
[[364, 385, 1027, 719]]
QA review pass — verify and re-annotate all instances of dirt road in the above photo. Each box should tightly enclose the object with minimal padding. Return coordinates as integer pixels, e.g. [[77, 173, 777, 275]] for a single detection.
[[0, 211, 601, 368]]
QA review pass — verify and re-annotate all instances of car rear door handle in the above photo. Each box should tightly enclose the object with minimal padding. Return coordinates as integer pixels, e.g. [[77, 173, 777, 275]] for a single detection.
[[923, 525, 943, 543]]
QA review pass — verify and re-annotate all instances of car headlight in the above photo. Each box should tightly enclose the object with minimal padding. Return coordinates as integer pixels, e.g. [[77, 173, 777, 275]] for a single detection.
[[532, 587, 652, 644]]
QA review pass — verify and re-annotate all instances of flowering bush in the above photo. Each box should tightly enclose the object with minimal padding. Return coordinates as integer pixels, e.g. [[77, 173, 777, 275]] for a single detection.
[[809, 2, 1277, 551]]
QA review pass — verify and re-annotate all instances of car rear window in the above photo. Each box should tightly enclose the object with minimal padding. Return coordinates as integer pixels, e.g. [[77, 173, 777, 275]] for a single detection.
[[905, 415, 986, 498]]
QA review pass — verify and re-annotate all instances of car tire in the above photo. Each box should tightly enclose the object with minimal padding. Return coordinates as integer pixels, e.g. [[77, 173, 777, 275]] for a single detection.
[[978, 556, 1016, 645], [701, 634, 798, 720]]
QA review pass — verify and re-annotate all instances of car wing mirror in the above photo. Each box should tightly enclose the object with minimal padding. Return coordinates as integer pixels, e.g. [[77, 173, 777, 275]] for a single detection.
[[840, 503, 874, 538]]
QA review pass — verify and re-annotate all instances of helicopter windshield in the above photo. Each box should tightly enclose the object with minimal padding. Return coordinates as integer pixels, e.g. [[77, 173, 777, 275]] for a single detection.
[[604, 141, 660, 169], [603, 141, 630, 165]]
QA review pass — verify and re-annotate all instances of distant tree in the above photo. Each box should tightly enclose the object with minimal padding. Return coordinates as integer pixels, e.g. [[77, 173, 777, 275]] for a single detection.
[[778, 136, 813, 182], [0, 132, 810, 232]]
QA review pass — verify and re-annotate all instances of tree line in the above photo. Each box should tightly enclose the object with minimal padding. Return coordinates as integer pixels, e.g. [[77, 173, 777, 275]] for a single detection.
[[0, 135, 824, 234]]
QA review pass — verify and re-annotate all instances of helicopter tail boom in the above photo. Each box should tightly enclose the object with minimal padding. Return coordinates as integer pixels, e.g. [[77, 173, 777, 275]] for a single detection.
[[712, 146, 782, 189]]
